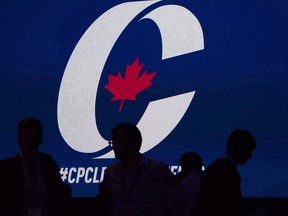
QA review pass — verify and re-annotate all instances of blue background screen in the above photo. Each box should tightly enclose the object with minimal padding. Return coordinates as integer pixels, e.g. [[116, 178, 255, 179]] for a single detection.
[[0, 0, 287, 197]]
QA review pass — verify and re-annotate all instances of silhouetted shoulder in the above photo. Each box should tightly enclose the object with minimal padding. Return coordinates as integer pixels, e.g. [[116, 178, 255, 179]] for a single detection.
[[201, 158, 241, 194], [38, 152, 60, 167], [0, 157, 15, 165], [38, 152, 54, 160], [204, 158, 236, 173], [141, 157, 168, 169], [0, 156, 21, 172], [105, 161, 122, 172]]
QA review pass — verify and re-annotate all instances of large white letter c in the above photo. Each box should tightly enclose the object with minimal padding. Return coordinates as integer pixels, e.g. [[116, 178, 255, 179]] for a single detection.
[[57, 0, 204, 158]]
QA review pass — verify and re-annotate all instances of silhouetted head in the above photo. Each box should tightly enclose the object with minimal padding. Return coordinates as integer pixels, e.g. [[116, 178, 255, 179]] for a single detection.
[[226, 129, 256, 165], [180, 152, 203, 172], [110, 122, 142, 160], [18, 118, 43, 160]]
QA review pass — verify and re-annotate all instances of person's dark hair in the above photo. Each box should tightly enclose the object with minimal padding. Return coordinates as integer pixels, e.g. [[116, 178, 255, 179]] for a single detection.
[[18, 118, 43, 137], [180, 152, 203, 171], [112, 122, 142, 151], [226, 129, 256, 154]]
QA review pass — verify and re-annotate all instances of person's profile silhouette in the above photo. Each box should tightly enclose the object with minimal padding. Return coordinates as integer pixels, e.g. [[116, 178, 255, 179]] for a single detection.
[[198, 129, 256, 216]]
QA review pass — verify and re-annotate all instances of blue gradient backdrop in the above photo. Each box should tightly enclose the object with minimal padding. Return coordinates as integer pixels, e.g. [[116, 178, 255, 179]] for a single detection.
[[0, 0, 287, 197]]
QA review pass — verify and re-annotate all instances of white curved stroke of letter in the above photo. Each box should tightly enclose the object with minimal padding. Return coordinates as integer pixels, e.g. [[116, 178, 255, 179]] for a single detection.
[[57, 0, 161, 153], [138, 92, 195, 153], [98, 5, 204, 158], [141, 5, 204, 59]]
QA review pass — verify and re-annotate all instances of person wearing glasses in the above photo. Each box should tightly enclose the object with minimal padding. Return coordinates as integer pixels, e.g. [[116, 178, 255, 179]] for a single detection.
[[101, 122, 190, 216]]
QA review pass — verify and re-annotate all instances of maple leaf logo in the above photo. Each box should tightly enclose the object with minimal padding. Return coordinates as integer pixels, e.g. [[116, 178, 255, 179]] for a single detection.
[[105, 57, 157, 111]]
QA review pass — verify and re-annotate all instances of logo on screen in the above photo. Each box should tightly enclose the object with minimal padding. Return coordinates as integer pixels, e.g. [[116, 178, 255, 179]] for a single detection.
[[57, 0, 204, 158]]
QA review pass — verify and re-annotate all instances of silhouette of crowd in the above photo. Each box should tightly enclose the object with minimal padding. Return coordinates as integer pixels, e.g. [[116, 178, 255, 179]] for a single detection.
[[0, 118, 257, 216], [98, 122, 256, 216]]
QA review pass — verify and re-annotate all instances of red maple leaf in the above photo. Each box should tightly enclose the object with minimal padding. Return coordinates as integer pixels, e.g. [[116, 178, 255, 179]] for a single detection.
[[105, 57, 157, 111]]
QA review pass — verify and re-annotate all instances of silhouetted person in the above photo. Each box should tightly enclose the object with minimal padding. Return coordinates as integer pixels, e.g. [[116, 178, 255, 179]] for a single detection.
[[198, 129, 256, 216], [0, 117, 72, 216], [177, 152, 203, 181], [177, 152, 203, 216], [101, 122, 189, 216]]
